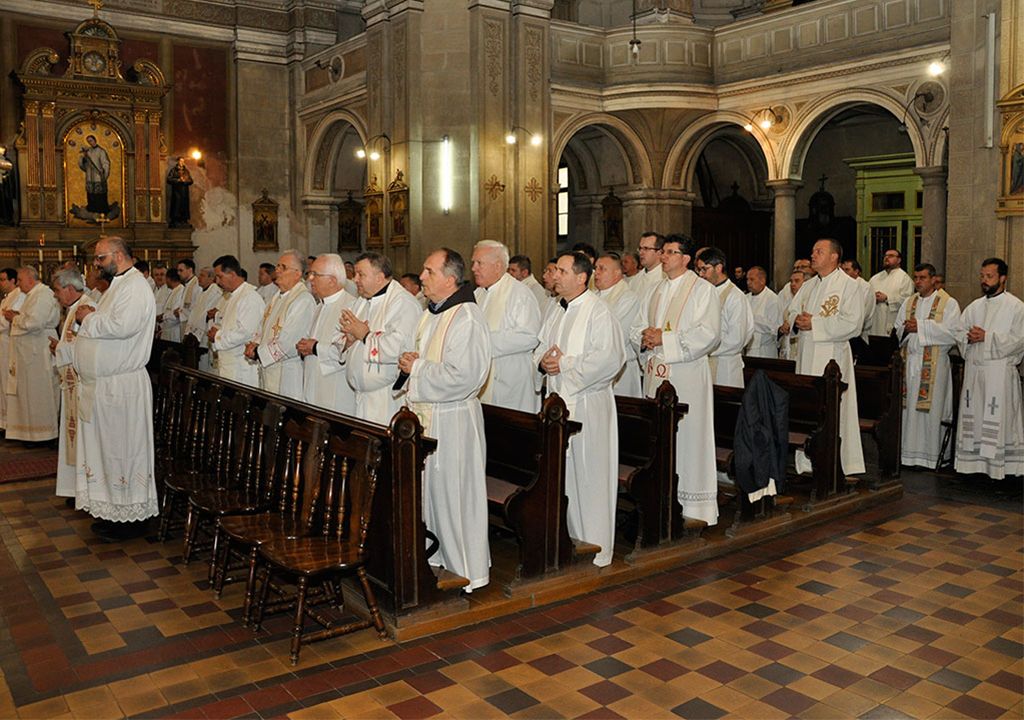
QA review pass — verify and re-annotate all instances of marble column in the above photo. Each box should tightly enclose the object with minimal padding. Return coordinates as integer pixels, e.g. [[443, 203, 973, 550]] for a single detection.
[[767, 179, 802, 288], [619, 188, 693, 245], [914, 166, 948, 273]]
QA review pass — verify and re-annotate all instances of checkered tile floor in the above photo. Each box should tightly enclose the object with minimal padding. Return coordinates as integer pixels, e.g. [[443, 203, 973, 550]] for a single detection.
[[0, 448, 1020, 718]]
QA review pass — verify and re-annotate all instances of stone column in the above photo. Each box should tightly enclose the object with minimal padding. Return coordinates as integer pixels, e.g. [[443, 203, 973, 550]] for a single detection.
[[767, 179, 802, 287], [619, 188, 693, 243], [914, 166, 948, 273]]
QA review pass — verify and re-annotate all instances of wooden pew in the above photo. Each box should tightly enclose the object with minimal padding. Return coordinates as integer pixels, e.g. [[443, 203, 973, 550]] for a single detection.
[[482, 395, 587, 583], [854, 351, 902, 482], [615, 382, 694, 554], [724, 359, 846, 507], [156, 362, 453, 628]]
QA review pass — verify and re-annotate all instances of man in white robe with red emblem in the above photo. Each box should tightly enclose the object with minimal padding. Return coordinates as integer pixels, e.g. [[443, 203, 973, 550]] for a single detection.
[[630, 234, 721, 527], [398, 249, 491, 592], [536, 252, 624, 566], [788, 239, 866, 476]]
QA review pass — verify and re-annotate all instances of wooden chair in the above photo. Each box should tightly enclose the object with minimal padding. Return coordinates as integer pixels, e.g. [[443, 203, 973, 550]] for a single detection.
[[181, 397, 288, 564], [251, 431, 387, 665]]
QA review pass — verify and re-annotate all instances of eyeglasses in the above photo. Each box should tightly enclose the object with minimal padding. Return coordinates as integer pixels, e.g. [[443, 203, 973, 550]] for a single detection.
[[663, 249, 685, 256], [94, 252, 116, 261], [276, 264, 300, 272], [306, 271, 333, 278], [638, 245, 660, 252]]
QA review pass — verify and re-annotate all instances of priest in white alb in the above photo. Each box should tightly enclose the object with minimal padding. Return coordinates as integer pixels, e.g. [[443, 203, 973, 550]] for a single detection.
[[630, 231, 665, 301], [954, 258, 1024, 479], [340, 252, 421, 425], [182, 267, 221, 370], [5, 267, 60, 442], [594, 252, 642, 397], [698, 247, 753, 388], [398, 248, 491, 592], [508, 254, 548, 311], [246, 250, 314, 400], [841, 259, 875, 342], [895, 263, 961, 469], [157, 268, 184, 341], [0, 268, 23, 432], [73, 237, 158, 540], [472, 240, 541, 412], [867, 248, 913, 337], [788, 239, 866, 476], [536, 252, 624, 567], [745, 266, 781, 358], [298, 254, 364, 415], [209, 255, 264, 387], [50, 269, 95, 501], [630, 234, 721, 526]]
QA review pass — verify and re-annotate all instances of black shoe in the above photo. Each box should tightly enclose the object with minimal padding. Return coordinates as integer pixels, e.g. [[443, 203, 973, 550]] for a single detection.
[[64, 497, 75, 509], [96, 520, 149, 542]]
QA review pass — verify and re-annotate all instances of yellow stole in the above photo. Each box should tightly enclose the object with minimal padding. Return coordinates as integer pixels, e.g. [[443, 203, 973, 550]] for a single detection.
[[408, 306, 463, 435], [643, 272, 698, 397], [902, 288, 949, 411]]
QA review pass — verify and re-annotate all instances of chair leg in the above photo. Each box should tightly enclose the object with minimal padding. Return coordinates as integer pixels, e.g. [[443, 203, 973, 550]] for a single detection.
[[242, 545, 260, 626], [290, 576, 309, 665], [182, 505, 199, 564], [253, 564, 272, 633], [212, 531, 230, 598], [357, 567, 387, 640], [208, 521, 222, 586], [157, 488, 178, 542]]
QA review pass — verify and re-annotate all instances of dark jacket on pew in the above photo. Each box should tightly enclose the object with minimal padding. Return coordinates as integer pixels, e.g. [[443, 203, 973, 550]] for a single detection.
[[733, 370, 789, 496]]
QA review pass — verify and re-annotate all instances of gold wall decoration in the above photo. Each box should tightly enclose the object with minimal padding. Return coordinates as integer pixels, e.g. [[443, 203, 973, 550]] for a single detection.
[[252, 189, 279, 251], [337, 190, 362, 251], [524, 177, 543, 203], [64, 119, 126, 227], [387, 169, 409, 247], [997, 83, 1024, 217], [364, 175, 383, 248]]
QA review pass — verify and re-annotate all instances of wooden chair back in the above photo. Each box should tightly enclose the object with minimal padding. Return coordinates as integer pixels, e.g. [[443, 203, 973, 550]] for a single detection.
[[315, 431, 383, 554], [264, 415, 328, 527]]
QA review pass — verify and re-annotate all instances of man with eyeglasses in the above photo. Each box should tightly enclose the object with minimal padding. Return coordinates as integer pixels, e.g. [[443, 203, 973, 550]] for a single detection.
[[696, 247, 753, 389], [629, 231, 665, 299], [630, 234, 721, 528], [245, 250, 314, 400], [72, 236, 158, 540], [867, 248, 913, 336]]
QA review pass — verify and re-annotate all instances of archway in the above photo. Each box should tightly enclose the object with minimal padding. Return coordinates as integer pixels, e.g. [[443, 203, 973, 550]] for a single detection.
[[303, 112, 368, 257]]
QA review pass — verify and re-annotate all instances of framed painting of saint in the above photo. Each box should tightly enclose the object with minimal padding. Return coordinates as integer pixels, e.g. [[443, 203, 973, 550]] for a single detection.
[[63, 120, 126, 227]]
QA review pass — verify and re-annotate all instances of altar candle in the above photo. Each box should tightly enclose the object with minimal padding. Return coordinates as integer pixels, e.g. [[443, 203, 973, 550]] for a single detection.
[[38, 248, 43, 262], [157, 249, 161, 260], [144, 249, 149, 261], [73, 244, 77, 258], [58, 249, 63, 262]]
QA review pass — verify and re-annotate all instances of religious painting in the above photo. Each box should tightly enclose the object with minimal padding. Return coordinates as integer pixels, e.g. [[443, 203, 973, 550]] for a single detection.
[[364, 175, 383, 248], [63, 119, 126, 227], [387, 169, 409, 247], [337, 190, 362, 251], [601, 187, 623, 252], [996, 84, 1024, 216], [252, 189, 279, 252]]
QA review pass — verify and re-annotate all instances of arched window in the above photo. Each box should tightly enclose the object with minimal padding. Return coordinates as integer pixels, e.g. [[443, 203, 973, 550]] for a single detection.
[[557, 162, 569, 240]]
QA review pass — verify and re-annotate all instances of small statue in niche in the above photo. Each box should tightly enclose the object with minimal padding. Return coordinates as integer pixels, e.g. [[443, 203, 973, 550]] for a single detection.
[[166, 156, 193, 228], [1010, 142, 1024, 195]]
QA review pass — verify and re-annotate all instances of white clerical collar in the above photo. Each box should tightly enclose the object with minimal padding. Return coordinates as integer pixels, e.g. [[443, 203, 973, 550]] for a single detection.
[[819, 268, 839, 281], [230, 283, 248, 296], [321, 290, 346, 304], [559, 289, 588, 309]]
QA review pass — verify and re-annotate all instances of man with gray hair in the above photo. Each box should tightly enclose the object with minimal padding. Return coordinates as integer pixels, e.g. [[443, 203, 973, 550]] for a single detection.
[[245, 249, 314, 400], [397, 247, 492, 592], [472, 239, 541, 411], [297, 254, 365, 414], [183, 266, 222, 371], [50, 268, 95, 501], [4, 266, 60, 443]]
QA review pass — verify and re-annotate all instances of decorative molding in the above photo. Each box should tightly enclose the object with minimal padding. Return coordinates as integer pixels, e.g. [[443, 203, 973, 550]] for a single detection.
[[393, 23, 407, 108], [525, 26, 543, 103], [484, 20, 503, 98], [524, 176, 542, 202], [484, 174, 505, 199]]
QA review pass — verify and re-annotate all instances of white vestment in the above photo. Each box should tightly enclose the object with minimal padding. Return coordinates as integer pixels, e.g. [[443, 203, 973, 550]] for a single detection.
[[54, 295, 95, 497], [403, 293, 492, 591], [596, 280, 642, 397], [852, 275, 875, 340], [257, 282, 278, 304], [6, 283, 60, 441], [954, 292, 1024, 479], [535, 291, 624, 566], [895, 291, 961, 468], [183, 284, 224, 370], [256, 283, 315, 400], [789, 268, 866, 475], [159, 283, 184, 342], [631, 264, 664, 304], [303, 290, 364, 415], [746, 287, 781, 358], [211, 283, 264, 387], [73, 267, 159, 522], [180, 276, 200, 315], [630, 270, 720, 525], [153, 284, 169, 312], [520, 274, 549, 311], [146, 276, 156, 293], [342, 280, 421, 425], [0, 288, 24, 430], [475, 273, 541, 412], [867, 267, 913, 336], [777, 284, 795, 359], [710, 280, 753, 388]]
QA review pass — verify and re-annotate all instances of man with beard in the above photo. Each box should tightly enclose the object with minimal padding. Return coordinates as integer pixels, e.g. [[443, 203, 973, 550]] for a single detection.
[[867, 248, 913, 336], [697, 247, 753, 388], [73, 237, 158, 540], [954, 258, 1024, 479]]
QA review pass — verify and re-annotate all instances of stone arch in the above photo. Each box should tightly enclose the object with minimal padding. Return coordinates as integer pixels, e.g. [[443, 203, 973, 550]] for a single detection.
[[550, 112, 655, 190], [930, 106, 950, 168], [662, 111, 777, 191], [303, 109, 367, 197], [781, 89, 928, 180]]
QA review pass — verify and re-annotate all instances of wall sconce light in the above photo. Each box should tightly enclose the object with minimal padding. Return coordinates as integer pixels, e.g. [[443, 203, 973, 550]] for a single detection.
[[927, 60, 945, 77], [440, 135, 453, 214], [505, 126, 542, 146], [355, 133, 391, 161], [897, 90, 935, 134], [629, 0, 641, 59], [189, 148, 205, 168], [743, 108, 782, 133], [314, 56, 342, 80]]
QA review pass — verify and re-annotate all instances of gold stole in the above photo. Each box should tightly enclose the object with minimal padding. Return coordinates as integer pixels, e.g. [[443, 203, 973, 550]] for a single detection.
[[902, 289, 949, 411], [643, 273, 698, 397], [408, 306, 463, 435]]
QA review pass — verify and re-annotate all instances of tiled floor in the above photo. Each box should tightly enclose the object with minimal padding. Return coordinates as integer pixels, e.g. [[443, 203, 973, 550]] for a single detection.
[[0, 440, 1020, 719]]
